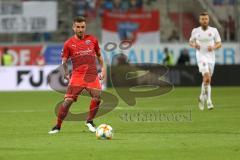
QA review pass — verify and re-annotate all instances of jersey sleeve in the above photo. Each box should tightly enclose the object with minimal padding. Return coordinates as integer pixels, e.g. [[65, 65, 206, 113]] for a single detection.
[[189, 28, 196, 42], [61, 42, 70, 59], [94, 38, 101, 55], [214, 28, 221, 42]]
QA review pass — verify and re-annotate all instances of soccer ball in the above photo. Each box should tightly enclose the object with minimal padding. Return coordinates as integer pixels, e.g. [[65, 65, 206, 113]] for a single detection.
[[96, 124, 113, 140]]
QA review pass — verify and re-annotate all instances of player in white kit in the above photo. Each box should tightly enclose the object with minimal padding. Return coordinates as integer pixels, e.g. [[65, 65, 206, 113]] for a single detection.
[[189, 12, 222, 110]]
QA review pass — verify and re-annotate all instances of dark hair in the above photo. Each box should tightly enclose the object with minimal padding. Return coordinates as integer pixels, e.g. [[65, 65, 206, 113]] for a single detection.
[[73, 16, 86, 23], [200, 12, 209, 16]]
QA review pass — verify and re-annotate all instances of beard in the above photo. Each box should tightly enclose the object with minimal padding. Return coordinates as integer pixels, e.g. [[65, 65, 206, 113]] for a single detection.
[[201, 23, 208, 30], [76, 32, 84, 39]]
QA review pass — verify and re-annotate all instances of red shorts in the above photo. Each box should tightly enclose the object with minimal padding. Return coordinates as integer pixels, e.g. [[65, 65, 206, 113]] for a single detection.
[[64, 73, 101, 101]]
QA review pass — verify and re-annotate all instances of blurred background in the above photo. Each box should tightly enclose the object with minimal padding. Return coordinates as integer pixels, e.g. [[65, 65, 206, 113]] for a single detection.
[[0, 0, 239, 91]]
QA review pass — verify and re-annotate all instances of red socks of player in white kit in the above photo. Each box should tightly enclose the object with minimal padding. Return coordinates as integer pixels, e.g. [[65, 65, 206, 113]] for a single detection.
[[87, 99, 100, 122]]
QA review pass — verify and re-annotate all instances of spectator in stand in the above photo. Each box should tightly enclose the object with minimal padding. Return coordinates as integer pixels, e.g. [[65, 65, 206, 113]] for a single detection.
[[168, 30, 180, 42], [1, 48, 13, 66], [121, 0, 129, 11], [73, 0, 87, 16], [129, 0, 142, 12], [113, 0, 123, 12], [86, 0, 97, 19], [43, 32, 52, 41], [163, 47, 174, 66], [104, 0, 114, 11], [227, 15, 236, 41], [86, 0, 96, 10], [177, 48, 190, 65], [35, 54, 46, 66], [97, 0, 106, 16]]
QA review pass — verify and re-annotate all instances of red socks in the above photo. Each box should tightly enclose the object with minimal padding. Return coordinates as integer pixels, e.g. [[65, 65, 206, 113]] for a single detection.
[[87, 99, 100, 121], [56, 98, 100, 128], [56, 104, 70, 128]]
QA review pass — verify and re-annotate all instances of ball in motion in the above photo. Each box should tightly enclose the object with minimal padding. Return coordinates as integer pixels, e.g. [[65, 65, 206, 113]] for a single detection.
[[96, 124, 113, 140]]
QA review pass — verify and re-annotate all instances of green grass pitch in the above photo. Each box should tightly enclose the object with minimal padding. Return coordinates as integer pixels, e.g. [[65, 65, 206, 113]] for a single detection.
[[0, 87, 240, 160]]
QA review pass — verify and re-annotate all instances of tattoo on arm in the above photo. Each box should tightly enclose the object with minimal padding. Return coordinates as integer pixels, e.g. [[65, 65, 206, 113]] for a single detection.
[[97, 53, 104, 68], [62, 58, 68, 76]]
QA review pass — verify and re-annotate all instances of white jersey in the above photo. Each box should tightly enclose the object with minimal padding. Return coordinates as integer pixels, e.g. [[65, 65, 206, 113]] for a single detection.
[[189, 26, 221, 63]]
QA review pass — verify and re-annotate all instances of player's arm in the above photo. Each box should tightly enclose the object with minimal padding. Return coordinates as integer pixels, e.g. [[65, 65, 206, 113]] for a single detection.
[[189, 29, 200, 50], [189, 40, 200, 50], [208, 28, 222, 52], [214, 41, 222, 49], [96, 52, 105, 80], [62, 58, 70, 80], [94, 38, 105, 80], [61, 42, 70, 80], [208, 41, 221, 52]]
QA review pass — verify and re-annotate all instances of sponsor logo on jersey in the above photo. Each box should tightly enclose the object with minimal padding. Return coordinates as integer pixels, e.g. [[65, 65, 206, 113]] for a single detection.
[[85, 40, 91, 45]]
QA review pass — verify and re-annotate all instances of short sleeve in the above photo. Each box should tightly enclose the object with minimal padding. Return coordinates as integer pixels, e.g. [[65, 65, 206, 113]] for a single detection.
[[214, 28, 221, 42], [94, 38, 100, 54], [189, 28, 196, 42], [61, 42, 70, 59]]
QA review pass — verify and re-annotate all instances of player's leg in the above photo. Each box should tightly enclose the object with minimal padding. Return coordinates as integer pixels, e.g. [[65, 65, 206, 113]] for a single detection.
[[87, 88, 101, 122], [205, 63, 214, 110], [198, 62, 209, 110], [48, 98, 74, 134], [200, 80, 205, 100], [49, 86, 84, 134], [203, 72, 211, 98], [203, 72, 213, 109], [56, 98, 74, 128], [85, 88, 101, 132], [199, 80, 206, 109]]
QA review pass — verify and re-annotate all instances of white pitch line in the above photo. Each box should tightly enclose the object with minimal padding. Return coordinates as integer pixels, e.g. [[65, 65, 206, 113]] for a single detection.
[[0, 104, 237, 113], [115, 104, 239, 110], [0, 109, 51, 113]]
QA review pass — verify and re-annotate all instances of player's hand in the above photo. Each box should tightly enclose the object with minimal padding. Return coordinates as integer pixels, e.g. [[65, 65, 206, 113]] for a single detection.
[[208, 46, 215, 52], [99, 68, 106, 80], [98, 73, 103, 80], [99, 72, 105, 80], [195, 44, 200, 50]]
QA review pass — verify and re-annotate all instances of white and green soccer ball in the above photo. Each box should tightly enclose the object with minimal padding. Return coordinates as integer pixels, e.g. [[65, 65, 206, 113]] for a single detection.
[[96, 124, 113, 140]]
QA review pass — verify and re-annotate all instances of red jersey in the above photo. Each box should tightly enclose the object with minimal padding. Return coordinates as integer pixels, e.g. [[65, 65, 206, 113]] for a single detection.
[[61, 34, 101, 87]]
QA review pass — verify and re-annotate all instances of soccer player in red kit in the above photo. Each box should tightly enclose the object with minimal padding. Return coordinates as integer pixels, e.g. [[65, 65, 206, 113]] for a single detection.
[[49, 16, 105, 134]]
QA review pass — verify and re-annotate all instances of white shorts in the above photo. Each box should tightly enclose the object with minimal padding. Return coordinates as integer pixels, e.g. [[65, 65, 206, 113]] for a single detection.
[[198, 62, 215, 76]]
